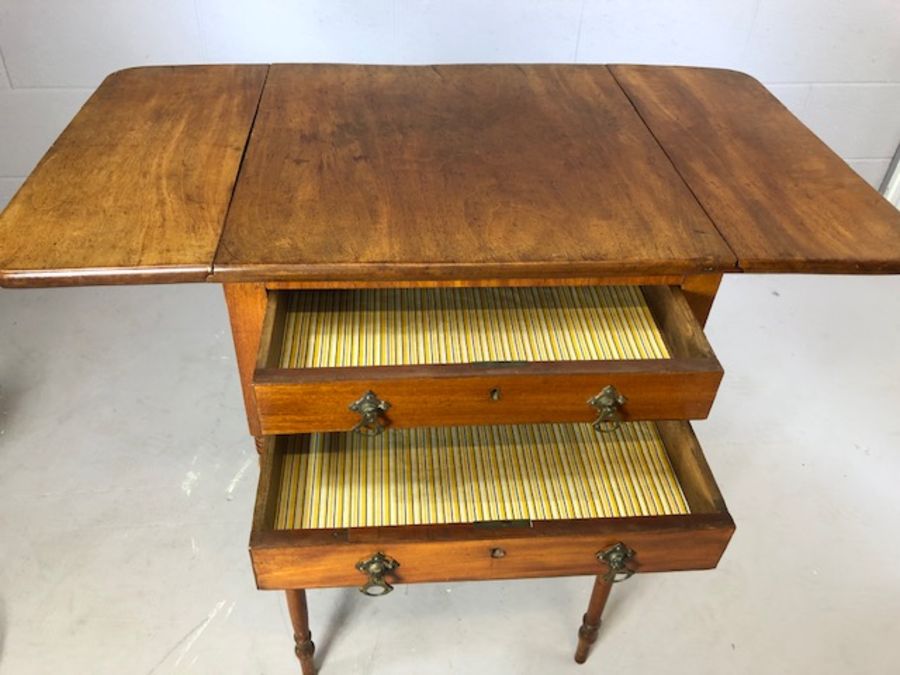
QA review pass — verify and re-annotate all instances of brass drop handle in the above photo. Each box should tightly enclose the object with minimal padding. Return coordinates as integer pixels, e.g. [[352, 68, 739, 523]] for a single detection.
[[588, 385, 627, 433], [349, 391, 391, 436], [356, 552, 400, 596], [597, 542, 636, 583]]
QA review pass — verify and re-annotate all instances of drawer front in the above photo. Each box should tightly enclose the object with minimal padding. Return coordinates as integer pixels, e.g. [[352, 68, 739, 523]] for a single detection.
[[253, 285, 722, 435], [250, 422, 734, 590], [254, 366, 720, 435], [251, 517, 733, 590]]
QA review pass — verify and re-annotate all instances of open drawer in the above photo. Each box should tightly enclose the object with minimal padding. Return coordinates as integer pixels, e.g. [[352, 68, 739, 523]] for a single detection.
[[252, 285, 723, 435], [249, 421, 734, 590]]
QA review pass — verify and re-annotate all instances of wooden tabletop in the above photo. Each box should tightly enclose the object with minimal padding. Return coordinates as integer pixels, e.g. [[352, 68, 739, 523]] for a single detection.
[[1, 63, 898, 287]]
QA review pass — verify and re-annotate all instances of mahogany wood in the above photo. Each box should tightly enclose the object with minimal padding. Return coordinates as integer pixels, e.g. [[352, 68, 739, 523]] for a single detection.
[[252, 515, 733, 590], [286, 590, 316, 675], [252, 286, 723, 434], [656, 421, 728, 514], [264, 275, 686, 290], [574, 575, 613, 664], [254, 367, 721, 434], [681, 274, 723, 327], [214, 64, 736, 283], [641, 286, 715, 359], [0, 65, 268, 287], [249, 423, 735, 590], [611, 65, 900, 274], [223, 283, 269, 442], [5, 64, 898, 287], [5, 65, 899, 287], [251, 437, 281, 533]]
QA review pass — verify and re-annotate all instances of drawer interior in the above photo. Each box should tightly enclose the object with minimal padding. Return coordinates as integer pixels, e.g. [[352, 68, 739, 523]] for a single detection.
[[272, 286, 669, 367], [259, 285, 717, 370], [274, 422, 690, 530]]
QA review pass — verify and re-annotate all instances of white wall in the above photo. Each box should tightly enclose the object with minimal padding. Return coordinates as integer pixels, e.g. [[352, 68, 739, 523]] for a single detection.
[[1, 0, 899, 209]]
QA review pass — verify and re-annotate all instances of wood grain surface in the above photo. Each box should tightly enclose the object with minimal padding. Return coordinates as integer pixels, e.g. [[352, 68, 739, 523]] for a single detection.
[[251, 518, 734, 589], [214, 64, 737, 282], [253, 366, 722, 434], [0, 65, 268, 287], [611, 65, 900, 274], [223, 282, 269, 441], [4, 63, 897, 287]]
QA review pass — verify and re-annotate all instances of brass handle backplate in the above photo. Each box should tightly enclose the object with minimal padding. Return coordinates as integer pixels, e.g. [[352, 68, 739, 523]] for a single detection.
[[588, 385, 627, 433], [355, 552, 400, 596], [597, 542, 636, 583], [349, 390, 391, 436]]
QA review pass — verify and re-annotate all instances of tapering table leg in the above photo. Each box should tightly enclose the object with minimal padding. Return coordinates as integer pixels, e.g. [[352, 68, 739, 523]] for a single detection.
[[286, 589, 316, 675], [574, 575, 613, 664]]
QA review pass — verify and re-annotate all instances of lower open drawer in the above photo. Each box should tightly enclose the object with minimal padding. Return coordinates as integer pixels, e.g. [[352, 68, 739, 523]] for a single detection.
[[250, 421, 734, 590]]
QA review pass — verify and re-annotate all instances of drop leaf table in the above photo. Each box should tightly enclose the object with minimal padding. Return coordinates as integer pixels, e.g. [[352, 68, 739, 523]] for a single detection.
[[2, 64, 899, 674]]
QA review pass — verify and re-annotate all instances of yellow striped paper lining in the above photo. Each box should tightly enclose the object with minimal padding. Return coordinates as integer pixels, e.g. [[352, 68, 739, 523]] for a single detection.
[[278, 286, 670, 368], [274, 422, 689, 530]]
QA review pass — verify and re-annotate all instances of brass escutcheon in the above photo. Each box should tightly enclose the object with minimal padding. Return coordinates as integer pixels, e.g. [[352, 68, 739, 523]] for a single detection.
[[355, 552, 400, 596]]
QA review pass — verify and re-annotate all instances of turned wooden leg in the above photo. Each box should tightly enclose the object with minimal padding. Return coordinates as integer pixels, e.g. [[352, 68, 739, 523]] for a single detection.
[[574, 575, 613, 664], [286, 589, 316, 675]]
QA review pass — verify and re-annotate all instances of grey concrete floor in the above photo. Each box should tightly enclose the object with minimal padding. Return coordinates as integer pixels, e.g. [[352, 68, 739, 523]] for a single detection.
[[1, 275, 899, 674]]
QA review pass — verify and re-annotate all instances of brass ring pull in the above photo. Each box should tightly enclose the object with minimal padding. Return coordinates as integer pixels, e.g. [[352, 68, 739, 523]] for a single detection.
[[594, 418, 621, 434], [360, 577, 393, 596], [597, 542, 636, 583], [588, 385, 627, 433], [353, 421, 388, 437], [349, 391, 391, 436], [356, 552, 400, 597], [604, 567, 635, 584]]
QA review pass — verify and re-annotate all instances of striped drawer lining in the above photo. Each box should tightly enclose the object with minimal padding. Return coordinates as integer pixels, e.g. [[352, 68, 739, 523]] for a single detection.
[[275, 422, 690, 530], [278, 286, 670, 368]]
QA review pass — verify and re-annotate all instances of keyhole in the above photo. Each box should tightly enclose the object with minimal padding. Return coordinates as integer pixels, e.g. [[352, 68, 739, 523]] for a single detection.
[[490, 388, 501, 401]]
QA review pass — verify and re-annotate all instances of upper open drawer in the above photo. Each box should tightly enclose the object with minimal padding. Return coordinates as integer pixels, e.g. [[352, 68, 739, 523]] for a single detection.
[[253, 285, 723, 435]]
